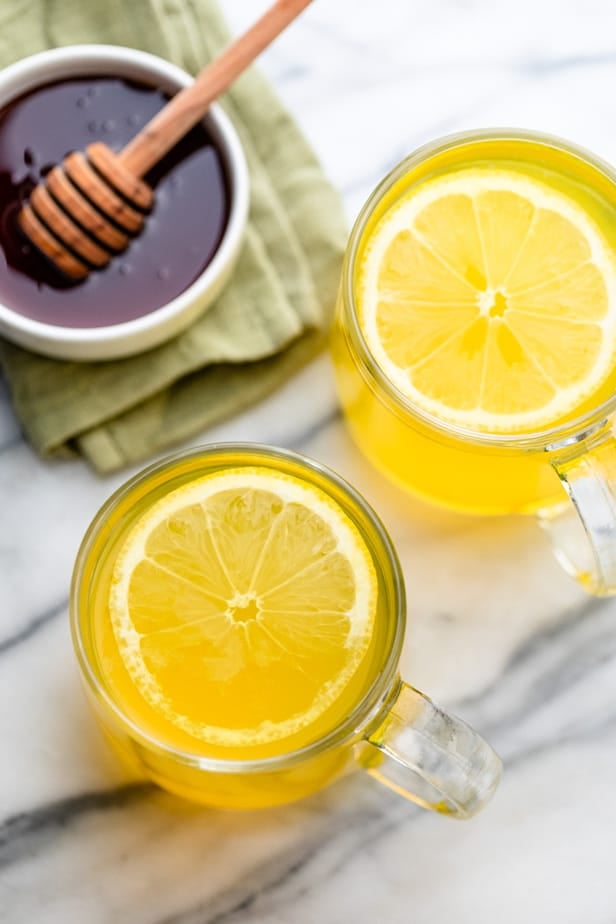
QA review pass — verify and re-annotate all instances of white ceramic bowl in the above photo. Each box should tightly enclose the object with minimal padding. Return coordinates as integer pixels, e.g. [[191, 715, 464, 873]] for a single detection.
[[0, 45, 249, 361]]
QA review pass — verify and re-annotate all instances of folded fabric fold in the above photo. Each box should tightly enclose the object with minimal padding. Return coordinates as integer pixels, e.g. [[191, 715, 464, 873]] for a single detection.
[[0, 0, 346, 472]]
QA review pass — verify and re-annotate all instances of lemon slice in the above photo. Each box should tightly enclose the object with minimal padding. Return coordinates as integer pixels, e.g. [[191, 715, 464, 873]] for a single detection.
[[109, 467, 377, 747], [359, 168, 616, 431]]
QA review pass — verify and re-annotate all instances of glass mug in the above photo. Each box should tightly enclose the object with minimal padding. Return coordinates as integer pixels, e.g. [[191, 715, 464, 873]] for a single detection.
[[332, 129, 616, 595], [71, 444, 501, 816]]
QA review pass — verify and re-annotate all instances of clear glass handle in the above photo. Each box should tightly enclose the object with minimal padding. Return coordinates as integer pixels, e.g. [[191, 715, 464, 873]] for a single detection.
[[538, 424, 616, 595], [358, 681, 502, 819]]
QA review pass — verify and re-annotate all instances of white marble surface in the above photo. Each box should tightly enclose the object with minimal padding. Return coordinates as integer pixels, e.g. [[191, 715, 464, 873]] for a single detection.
[[2, 1, 616, 921]]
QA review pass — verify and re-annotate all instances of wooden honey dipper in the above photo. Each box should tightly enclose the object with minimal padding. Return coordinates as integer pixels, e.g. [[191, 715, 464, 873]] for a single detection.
[[18, 0, 313, 281]]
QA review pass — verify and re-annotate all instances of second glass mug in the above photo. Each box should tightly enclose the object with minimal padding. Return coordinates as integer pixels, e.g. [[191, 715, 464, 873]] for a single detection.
[[71, 444, 501, 816], [332, 129, 616, 596]]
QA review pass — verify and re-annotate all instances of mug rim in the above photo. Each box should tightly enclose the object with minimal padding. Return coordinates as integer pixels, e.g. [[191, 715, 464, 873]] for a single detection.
[[70, 443, 406, 774], [340, 127, 616, 452]]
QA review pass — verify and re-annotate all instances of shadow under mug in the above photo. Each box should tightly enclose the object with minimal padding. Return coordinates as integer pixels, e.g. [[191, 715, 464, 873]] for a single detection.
[[332, 129, 616, 596], [71, 443, 501, 816]]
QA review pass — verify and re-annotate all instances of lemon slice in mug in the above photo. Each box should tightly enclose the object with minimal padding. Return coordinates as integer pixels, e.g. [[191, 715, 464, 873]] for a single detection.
[[358, 168, 616, 432], [109, 467, 377, 748]]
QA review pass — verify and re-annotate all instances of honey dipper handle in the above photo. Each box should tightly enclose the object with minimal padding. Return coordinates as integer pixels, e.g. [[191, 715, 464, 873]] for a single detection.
[[119, 0, 313, 177]]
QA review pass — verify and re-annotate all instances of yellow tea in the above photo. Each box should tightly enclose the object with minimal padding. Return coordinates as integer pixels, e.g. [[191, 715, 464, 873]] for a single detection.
[[74, 447, 397, 807]]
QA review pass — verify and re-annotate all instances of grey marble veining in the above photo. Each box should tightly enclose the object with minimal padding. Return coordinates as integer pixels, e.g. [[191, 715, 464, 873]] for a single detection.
[[2, 1, 616, 921]]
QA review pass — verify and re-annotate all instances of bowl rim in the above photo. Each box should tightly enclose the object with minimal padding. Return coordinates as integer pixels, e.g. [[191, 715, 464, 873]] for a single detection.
[[0, 44, 250, 347]]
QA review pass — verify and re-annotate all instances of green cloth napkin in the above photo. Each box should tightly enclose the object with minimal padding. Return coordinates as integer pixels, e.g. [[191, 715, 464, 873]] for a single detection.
[[0, 0, 346, 472]]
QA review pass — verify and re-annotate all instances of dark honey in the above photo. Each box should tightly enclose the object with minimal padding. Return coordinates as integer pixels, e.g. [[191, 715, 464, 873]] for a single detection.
[[0, 76, 230, 329]]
